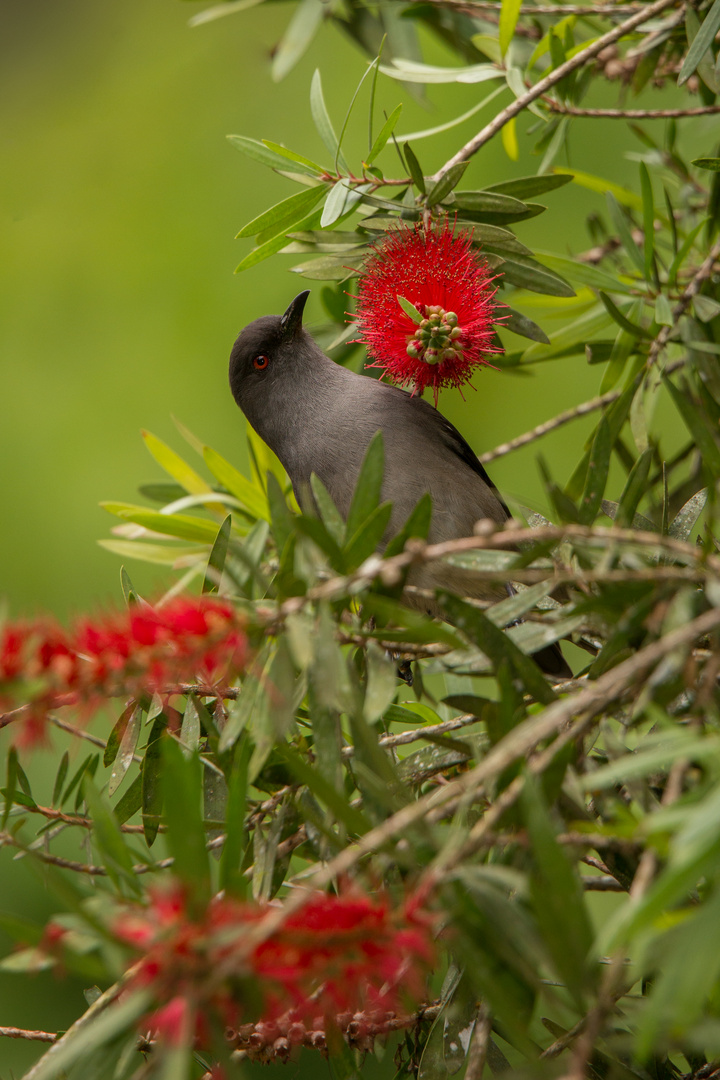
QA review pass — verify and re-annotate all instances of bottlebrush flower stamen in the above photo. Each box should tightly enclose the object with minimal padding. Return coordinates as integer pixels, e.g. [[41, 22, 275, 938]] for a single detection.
[[355, 220, 505, 402]]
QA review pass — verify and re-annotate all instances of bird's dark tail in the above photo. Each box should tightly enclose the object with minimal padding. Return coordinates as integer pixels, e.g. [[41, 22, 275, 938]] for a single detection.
[[533, 640, 572, 680]]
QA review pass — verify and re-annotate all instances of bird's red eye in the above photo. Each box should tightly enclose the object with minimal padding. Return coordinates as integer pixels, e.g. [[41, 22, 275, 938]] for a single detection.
[[253, 354, 269, 371]]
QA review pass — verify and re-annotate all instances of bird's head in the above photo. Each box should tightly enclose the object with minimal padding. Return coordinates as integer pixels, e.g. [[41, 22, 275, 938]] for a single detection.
[[228, 290, 312, 410]]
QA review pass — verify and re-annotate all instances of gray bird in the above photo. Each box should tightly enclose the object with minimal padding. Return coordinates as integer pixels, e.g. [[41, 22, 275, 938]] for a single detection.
[[229, 290, 570, 678]]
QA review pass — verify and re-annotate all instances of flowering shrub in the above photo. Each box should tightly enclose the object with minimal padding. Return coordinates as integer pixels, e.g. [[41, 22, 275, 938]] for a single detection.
[[113, 883, 435, 1050], [354, 221, 503, 401], [5, 0, 720, 1075]]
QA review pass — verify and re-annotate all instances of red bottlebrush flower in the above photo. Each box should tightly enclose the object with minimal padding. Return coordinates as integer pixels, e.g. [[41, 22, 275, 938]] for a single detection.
[[149, 996, 193, 1047], [0, 596, 247, 745], [115, 883, 436, 1049], [354, 220, 504, 402]]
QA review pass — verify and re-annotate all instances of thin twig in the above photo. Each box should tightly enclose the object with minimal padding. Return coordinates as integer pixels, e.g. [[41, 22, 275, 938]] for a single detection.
[[581, 875, 626, 891], [465, 1005, 492, 1080], [479, 389, 623, 464], [545, 102, 720, 119], [432, 0, 680, 177], [435, 0, 650, 11], [0, 1026, 57, 1043]]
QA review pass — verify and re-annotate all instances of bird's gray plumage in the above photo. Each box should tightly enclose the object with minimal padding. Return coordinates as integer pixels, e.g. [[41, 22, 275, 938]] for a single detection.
[[229, 291, 570, 677]]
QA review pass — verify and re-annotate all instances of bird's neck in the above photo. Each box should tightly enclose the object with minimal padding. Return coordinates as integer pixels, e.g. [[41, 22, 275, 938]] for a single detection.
[[240, 352, 347, 489]]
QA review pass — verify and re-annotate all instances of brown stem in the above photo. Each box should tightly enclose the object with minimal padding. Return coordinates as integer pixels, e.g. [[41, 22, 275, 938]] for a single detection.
[[0, 1026, 57, 1043], [545, 101, 720, 119], [479, 388, 623, 463]]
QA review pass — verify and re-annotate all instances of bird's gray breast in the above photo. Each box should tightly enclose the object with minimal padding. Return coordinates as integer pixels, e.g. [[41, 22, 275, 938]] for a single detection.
[[294, 374, 508, 543]]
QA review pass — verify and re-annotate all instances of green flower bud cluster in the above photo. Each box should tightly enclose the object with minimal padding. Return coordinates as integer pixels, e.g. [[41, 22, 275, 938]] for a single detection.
[[406, 305, 464, 365]]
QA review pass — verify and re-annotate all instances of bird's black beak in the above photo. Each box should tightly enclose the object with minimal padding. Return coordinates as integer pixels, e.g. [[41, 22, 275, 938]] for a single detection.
[[280, 291, 310, 339]]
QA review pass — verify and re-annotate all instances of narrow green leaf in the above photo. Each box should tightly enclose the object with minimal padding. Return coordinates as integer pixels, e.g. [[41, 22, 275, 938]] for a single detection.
[[437, 593, 557, 705], [398, 84, 506, 143], [427, 161, 470, 207], [367, 37, 386, 153], [384, 491, 432, 558], [522, 303, 613, 364], [692, 157, 720, 171], [578, 415, 611, 525], [403, 142, 426, 194], [120, 566, 139, 606], [654, 292, 673, 326], [453, 190, 528, 215], [397, 295, 423, 323], [235, 185, 325, 239], [499, 0, 522, 56], [108, 704, 142, 797], [220, 737, 252, 898], [180, 697, 203, 758], [499, 255, 575, 297], [260, 140, 324, 175], [163, 739, 211, 912], [320, 180, 351, 228], [310, 473, 345, 544], [52, 751, 69, 808], [235, 215, 316, 273], [296, 514, 346, 570], [606, 192, 646, 277], [380, 59, 500, 84], [277, 744, 371, 834], [334, 55, 380, 174], [615, 448, 653, 528], [366, 103, 402, 166], [203, 445, 269, 521], [556, 166, 642, 210], [61, 753, 95, 806], [266, 472, 295, 555], [189, 0, 266, 27], [84, 780, 140, 893], [105, 704, 134, 769], [114, 774, 142, 826], [100, 540, 207, 566], [363, 641, 398, 723], [141, 430, 212, 496], [346, 431, 385, 540], [487, 173, 573, 199], [2, 747, 18, 829], [679, 0, 720, 85], [227, 135, 318, 176], [522, 775, 594, 1004], [639, 162, 655, 282], [503, 308, 550, 344], [310, 69, 349, 171], [271, 0, 324, 81], [664, 377, 720, 476], [100, 502, 219, 543], [141, 716, 165, 847], [203, 514, 231, 594], [344, 501, 393, 570], [599, 292, 653, 339], [693, 293, 720, 322], [668, 217, 708, 287], [668, 488, 708, 540]]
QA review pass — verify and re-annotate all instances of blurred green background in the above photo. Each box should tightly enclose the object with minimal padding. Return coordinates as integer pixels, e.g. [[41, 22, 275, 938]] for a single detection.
[[0, 0, 712, 1071]]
